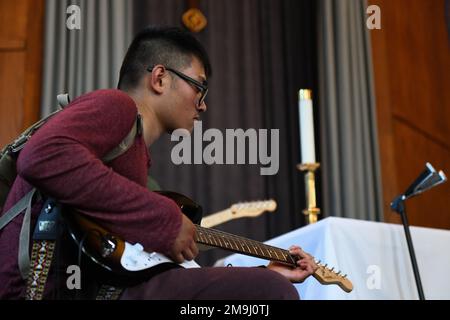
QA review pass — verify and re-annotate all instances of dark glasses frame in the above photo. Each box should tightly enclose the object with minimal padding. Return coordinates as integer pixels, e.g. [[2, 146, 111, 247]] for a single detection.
[[147, 65, 208, 107]]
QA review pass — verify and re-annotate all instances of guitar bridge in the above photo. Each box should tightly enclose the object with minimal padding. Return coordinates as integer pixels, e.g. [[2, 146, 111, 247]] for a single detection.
[[101, 234, 117, 258]]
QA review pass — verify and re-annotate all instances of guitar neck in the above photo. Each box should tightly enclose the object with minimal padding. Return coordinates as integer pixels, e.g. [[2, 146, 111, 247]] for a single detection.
[[195, 225, 297, 266], [200, 209, 232, 228]]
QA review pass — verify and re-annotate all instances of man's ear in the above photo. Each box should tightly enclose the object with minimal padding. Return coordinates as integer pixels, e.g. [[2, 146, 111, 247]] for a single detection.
[[147, 65, 167, 94]]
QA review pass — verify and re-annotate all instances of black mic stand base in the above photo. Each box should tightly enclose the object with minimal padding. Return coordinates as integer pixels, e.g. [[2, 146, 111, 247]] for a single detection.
[[391, 195, 426, 300]]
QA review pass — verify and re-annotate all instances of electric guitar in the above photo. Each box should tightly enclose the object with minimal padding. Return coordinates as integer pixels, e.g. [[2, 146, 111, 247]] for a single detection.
[[63, 191, 353, 292], [201, 199, 277, 228]]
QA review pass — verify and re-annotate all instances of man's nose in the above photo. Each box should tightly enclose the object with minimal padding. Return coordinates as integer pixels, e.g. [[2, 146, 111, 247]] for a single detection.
[[197, 101, 207, 112]]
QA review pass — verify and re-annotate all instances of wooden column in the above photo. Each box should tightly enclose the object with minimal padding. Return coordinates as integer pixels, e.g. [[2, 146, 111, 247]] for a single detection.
[[370, 0, 450, 229]]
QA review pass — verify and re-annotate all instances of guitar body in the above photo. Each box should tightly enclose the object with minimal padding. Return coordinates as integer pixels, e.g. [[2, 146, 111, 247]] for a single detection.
[[62, 191, 203, 287]]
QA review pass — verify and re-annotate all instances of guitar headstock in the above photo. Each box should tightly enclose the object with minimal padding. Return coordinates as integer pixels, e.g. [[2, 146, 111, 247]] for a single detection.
[[312, 260, 353, 293], [229, 199, 277, 218]]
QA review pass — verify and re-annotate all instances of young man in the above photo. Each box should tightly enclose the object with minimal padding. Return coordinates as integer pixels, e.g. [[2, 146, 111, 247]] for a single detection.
[[0, 26, 317, 300]]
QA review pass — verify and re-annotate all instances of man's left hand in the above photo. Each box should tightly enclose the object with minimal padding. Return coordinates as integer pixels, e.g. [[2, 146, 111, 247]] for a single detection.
[[266, 245, 318, 283]]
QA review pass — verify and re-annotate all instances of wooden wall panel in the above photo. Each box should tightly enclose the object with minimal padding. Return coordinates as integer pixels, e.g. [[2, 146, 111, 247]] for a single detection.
[[387, 1, 450, 147], [0, 52, 26, 144], [370, 0, 450, 229], [0, 0, 28, 43], [22, 0, 44, 132], [0, 0, 44, 147], [393, 119, 450, 229]]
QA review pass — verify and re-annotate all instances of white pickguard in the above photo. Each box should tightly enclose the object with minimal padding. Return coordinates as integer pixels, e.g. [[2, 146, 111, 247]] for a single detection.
[[120, 242, 201, 271]]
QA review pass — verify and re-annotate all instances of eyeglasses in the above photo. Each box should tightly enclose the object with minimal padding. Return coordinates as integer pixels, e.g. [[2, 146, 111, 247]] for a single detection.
[[147, 65, 208, 107]]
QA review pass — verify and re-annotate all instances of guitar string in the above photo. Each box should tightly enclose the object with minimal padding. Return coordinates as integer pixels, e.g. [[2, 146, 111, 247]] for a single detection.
[[196, 226, 276, 257], [195, 226, 345, 279], [196, 225, 282, 254], [195, 225, 296, 265], [196, 225, 290, 259]]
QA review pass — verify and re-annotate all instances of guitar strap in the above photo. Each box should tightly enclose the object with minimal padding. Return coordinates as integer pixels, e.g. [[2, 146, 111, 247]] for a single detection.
[[95, 285, 123, 300], [21, 113, 142, 300], [25, 197, 60, 300]]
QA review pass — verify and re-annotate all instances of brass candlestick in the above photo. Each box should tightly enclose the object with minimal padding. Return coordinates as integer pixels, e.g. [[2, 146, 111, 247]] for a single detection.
[[297, 163, 320, 224]]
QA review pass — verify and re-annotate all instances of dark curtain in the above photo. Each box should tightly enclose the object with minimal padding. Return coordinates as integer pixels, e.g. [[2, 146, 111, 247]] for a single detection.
[[132, 0, 318, 266]]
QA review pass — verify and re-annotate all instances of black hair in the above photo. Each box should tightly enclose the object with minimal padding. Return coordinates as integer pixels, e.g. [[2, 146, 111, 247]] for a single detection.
[[117, 26, 211, 91]]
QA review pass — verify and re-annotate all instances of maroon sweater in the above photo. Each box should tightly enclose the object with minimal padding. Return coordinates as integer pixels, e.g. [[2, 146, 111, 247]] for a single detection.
[[0, 89, 182, 299]]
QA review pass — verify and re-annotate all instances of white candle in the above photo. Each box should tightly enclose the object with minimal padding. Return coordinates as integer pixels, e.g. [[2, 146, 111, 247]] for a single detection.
[[298, 89, 316, 163]]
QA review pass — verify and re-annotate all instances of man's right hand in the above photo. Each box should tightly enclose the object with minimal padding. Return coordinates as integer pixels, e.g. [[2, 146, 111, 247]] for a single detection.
[[167, 213, 199, 263]]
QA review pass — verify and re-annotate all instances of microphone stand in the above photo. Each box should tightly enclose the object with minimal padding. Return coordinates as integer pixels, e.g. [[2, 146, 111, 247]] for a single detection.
[[390, 162, 447, 300], [390, 195, 425, 300]]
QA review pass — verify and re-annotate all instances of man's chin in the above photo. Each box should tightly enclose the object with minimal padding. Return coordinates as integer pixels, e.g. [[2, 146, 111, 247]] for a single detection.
[[186, 120, 196, 133], [168, 125, 193, 136]]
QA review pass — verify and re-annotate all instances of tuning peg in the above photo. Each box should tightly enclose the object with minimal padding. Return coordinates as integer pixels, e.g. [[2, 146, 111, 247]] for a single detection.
[[330, 267, 334, 272], [343, 274, 347, 278], [336, 271, 341, 275]]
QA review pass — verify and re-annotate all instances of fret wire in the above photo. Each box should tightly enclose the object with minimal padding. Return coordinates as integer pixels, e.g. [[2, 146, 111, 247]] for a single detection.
[[196, 225, 293, 265], [266, 246, 275, 259], [202, 229, 256, 254], [206, 232, 218, 246], [220, 234, 234, 250], [195, 231, 206, 244], [228, 235, 243, 251], [199, 226, 261, 249], [215, 234, 226, 248], [201, 227, 267, 252], [201, 227, 258, 250], [211, 227, 302, 266], [228, 236, 238, 250], [271, 248, 279, 259], [281, 249, 297, 264], [220, 235, 231, 249], [242, 240, 252, 254], [237, 239, 248, 253], [197, 231, 208, 245], [255, 244, 265, 256], [198, 230, 214, 246], [202, 227, 261, 253], [210, 233, 219, 246], [258, 243, 273, 258], [236, 236, 256, 255]]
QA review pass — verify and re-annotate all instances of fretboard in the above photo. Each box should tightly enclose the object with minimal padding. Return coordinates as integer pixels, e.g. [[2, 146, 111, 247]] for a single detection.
[[195, 225, 297, 266]]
